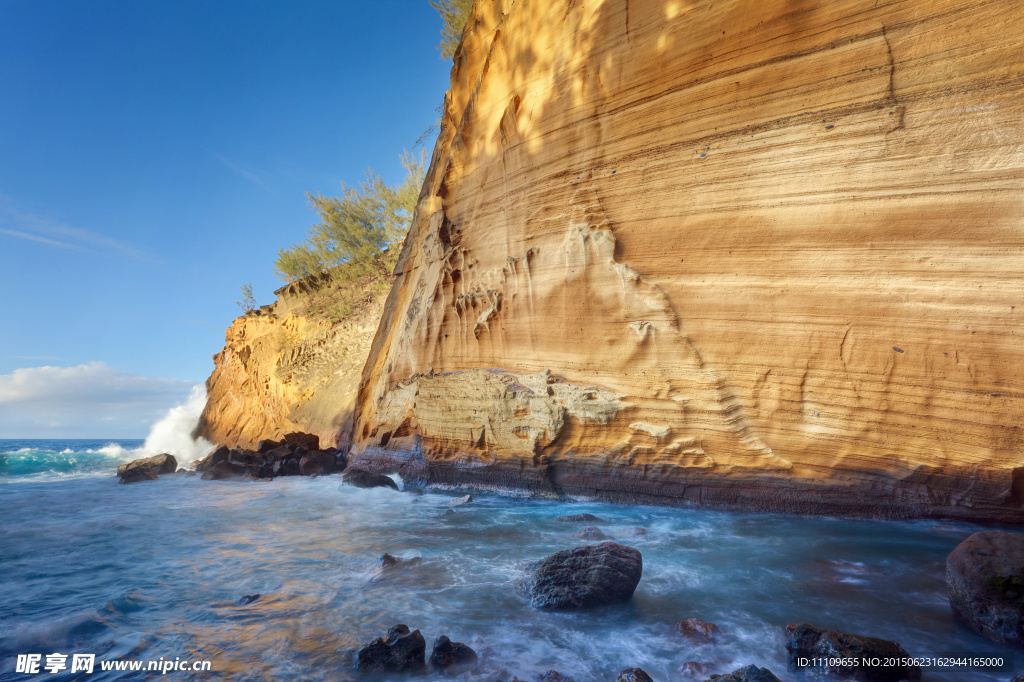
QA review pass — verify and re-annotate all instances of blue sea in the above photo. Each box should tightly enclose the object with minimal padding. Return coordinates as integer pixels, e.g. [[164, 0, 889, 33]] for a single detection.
[[0, 438, 1020, 680]]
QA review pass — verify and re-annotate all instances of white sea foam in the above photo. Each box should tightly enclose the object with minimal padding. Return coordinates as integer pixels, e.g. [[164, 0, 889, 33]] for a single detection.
[[139, 385, 214, 466]]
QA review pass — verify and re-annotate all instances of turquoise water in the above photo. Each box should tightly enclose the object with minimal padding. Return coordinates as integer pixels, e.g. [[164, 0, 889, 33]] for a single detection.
[[0, 440, 1020, 680]]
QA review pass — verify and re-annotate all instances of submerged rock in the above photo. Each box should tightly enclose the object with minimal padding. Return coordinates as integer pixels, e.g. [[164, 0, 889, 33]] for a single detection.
[[675, 617, 719, 644], [428, 635, 477, 672], [448, 494, 473, 506], [699, 664, 780, 682], [370, 553, 424, 582], [578, 526, 608, 540], [538, 672, 574, 682], [785, 622, 921, 681], [527, 542, 642, 609], [947, 531, 1024, 644], [239, 594, 260, 605], [555, 513, 602, 523], [616, 668, 653, 682], [356, 623, 426, 672], [343, 469, 399, 490]]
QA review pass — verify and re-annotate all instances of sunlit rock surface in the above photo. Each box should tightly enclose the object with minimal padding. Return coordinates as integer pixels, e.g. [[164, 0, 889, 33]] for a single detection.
[[349, 0, 1024, 520]]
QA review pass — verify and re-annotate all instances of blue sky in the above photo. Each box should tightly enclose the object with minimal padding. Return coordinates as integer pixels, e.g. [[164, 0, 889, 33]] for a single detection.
[[0, 0, 453, 437]]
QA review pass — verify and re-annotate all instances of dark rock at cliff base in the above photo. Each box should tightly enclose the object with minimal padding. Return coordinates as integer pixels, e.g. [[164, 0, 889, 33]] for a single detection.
[[195, 445, 229, 472], [257, 439, 281, 453], [201, 461, 252, 481], [265, 445, 294, 461], [785, 622, 920, 681], [429, 635, 477, 672], [699, 664, 781, 682], [273, 459, 300, 477], [947, 531, 1024, 644], [555, 513, 602, 523], [578, 526, 608, 540], [675, 617, 719, 643], [299, 450, 335, 476], [616, 668, 653, 682], [527, 542, 642, 609], [343, 469, 399, 490], [283, 431, 319, 451], [117, 453, 178, 479], [119, 468, 159, 484], [538, 672, 574, 682], [356, 624, 425, 672]]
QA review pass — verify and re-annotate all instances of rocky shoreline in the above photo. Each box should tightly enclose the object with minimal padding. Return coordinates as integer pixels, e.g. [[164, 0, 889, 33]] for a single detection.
[[115, 446, 1024, 680]]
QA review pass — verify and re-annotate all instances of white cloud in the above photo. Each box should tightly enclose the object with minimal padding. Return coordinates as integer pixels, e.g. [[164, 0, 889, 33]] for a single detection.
[[0, 362, 197, 438]]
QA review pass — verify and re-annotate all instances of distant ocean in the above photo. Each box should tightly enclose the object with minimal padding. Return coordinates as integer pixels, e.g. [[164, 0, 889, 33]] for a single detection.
[[0, 436, 1020, 680]]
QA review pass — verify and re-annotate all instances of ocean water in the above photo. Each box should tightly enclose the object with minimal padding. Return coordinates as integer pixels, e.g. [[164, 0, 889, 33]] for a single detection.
[[0, 439, 1020, 681]]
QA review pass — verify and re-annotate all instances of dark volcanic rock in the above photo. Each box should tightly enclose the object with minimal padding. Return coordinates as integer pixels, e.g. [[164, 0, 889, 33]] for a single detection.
[[700, 664, 781, 682], [370, 553, 424, 582], [299, 450, 335, 476], [283, 431, 319, 451], [257, 439, 281, 453], [273, 459, 300, 477], [195, 445, 229, 472], [527, 542, 642, 609], [343, 469, 399, 490], [578, 526, 608, 540], [117, 453, 178, 478], [947, 531, 1024, 644], [201, 461, 251, 481], [616, 668, 653, 682], [265, 445, 294, 461], [555, 513, 602, 523], [785, 622, 920, 681], [356, 623, 425, 672], [675, 617, 719, 643], [119, 467, 158, 484], [429, 635, 477, 672]]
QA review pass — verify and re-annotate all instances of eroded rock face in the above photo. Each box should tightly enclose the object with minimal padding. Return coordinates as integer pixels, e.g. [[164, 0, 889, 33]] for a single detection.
[[195, 274, 390, 451], [344, 0, 1024, 521], [527, 542, 642, 609], [947, 531, 1024, 644]]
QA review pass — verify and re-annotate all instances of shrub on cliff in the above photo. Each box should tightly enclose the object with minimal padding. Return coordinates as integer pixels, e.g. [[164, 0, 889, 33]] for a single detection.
[[430, 0, 475, 59], [274, 150, 424, 285]]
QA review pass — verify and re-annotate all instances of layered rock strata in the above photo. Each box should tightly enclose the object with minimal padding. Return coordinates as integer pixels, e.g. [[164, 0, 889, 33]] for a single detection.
[[350, 0, 1024, 520], [196, 274, 389, 450]]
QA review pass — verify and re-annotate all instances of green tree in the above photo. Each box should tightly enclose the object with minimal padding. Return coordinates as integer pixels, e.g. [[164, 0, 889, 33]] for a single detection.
[[274, 150, 425, 283], [430, 0, 475, 59], [236, 282, 257, 312]]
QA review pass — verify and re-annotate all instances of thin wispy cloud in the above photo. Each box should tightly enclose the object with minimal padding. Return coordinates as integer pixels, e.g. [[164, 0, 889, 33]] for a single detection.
[[0, 194, 150, 260], [215, 153, 272, 190]]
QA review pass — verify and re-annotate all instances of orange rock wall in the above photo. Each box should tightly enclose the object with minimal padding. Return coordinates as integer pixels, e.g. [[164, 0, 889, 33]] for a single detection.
[[351, 0, 1024, 519]]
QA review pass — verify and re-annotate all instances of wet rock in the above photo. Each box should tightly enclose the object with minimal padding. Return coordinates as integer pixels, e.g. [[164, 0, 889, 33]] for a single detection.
[[116, 453, 178, 479], [174, 468, 187, 474], [370, 553, 424, 582], [195, 445, 229, 472], [200, 461, 251, 481], [616, 668, 653, 682], [442, 508, 459, 517], [675, 617, 719, 643], [947, 531, 1024, 644], [578, 526, 608, 540], [356, 623, 425, 672], [538, 671, 574, 682], [448, 494, 473, 506], [679, 661, 722, 678], [429, 635, 477, 672], [119, 468, 158, 484], [343, 469, 399, 490], [633, 527, 648, 536], [299, 450, 335, 476], [555, 513, 602, 523], [265, 445, 294, 461], [699, 664, 780, 682], [527, 542, 642, 609], [283, 431, 319, 451], [228, 448, 259, 466], [273, 459, 300, 477], [239, 594, 260, 605], [785, 622, 920, 681]]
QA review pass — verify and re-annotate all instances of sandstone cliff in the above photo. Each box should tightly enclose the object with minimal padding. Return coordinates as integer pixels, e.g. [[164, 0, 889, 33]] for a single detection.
[[349, 0, 1024, 520], [196, 273, 389, 450]]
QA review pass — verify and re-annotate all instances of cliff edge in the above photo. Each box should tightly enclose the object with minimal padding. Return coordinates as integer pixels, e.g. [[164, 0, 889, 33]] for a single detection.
[[349, 0, 1024, 520]]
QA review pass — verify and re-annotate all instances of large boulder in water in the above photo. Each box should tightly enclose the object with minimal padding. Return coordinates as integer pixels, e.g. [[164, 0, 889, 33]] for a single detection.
[[356, 624, 425, 672], [299, 450, 335, 476], [343, 469, 399, 490], [785, 622, 921, 681], [947, 531, 1024, 644], [117, 454, 177, 482], [527, 542, 642, 609], [194, 445, 229, 473], [428, 635, 477, 672], [200, 461, 251, 481]]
